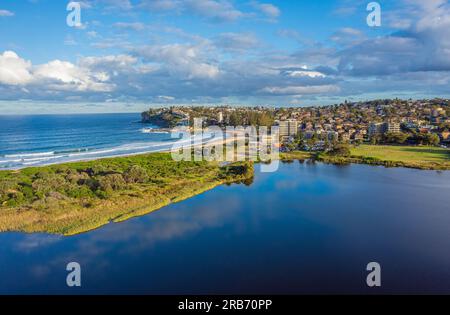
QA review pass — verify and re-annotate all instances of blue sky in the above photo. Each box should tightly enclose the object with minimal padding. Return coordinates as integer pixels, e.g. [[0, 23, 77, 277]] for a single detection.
[[0, 0, 449, 114]]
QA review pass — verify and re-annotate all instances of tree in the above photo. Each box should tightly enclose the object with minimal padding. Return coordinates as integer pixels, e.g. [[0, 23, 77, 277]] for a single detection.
[[328, 144, 351, 157], [424, 133, 440, 146], [370, 134, 382, 145], [384, 132, 409, 144], [413, 132, 440, 146], [229, 112, 240, 126], [257, 112, 274, 127]]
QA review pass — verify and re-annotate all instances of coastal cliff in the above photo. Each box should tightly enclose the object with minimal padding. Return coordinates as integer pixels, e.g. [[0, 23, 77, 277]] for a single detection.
[[141, 108, 188, 128]]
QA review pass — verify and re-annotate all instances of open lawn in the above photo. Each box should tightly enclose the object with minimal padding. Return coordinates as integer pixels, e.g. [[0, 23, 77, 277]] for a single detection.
[[280, 151, 313, 161], [350, 145, 450, 169]]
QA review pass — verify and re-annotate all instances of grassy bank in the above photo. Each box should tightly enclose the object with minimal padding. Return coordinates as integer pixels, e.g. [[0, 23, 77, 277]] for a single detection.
[[279, 145, 450, 170], [319, 145, 450, 170], [279, 151, 313, 161], [0, 153, 253, 235]]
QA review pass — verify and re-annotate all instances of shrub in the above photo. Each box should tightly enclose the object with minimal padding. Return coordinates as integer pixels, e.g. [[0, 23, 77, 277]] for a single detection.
[[84, 165, 109, 176], [5, 191, 26, 207], [98, 174, 126, 192], [65, 184, 95, 198], [124, 165, 149, 183], [65, 169, 90, 184], [32, 173, 66, 198], [0, 179, 18, 199]]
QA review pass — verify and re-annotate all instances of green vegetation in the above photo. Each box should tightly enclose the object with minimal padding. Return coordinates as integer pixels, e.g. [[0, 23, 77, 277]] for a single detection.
[[279, 151, 313, 161], [371, 131, 441, 146], [141, 106, 275, 128], [141, 109, 185, 127], [382, 132, 410, 144], [1, 144, 448, 235], [227, 110, 274, 127], [0, 153, 253, 235], [327, 144, 351, 157], [279, 145, 450, 170], [319, 145, 450, 170]]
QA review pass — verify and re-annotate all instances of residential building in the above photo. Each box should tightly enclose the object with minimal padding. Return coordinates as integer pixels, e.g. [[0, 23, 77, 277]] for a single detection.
[[279, 119, 298, 139], [368, 122, 401, 136]]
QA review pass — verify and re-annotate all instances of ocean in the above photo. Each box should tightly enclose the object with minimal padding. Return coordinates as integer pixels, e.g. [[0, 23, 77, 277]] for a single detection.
[[0, 113, 178, 169]]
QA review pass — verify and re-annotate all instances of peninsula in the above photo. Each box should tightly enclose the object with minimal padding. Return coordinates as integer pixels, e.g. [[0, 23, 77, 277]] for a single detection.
[[0, 153, 253, 235]]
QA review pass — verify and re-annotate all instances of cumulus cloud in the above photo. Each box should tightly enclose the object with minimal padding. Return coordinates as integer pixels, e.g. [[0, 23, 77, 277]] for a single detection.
[[133, 43, 220, 79], [251, 1, 281, 19], [33, 60, 113, 92], [79, 54, 138, 70], [338, 0, 450, 76], [2, 0, 450, 105], [0, 51, 33, 85], [0, 51, 116, 95]]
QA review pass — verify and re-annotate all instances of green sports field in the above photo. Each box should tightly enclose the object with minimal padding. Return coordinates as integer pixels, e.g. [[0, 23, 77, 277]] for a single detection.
[[351, 145, 450, 168]]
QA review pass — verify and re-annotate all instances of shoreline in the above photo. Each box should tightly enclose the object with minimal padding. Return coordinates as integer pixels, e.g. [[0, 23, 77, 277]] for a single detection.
[[1, 145, 448, 236], [280, 146, 450, 171], [0, 131, 247, 171], [0, 152, 254, 236], [5, 143, 450, 172]]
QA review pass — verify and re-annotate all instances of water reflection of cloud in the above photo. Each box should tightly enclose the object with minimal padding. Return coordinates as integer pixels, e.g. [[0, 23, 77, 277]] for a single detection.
[[274, 179, 334, 195], [22, 192, 247, 281], [15, 234, 63, 253], [2, 162, 450, 293]]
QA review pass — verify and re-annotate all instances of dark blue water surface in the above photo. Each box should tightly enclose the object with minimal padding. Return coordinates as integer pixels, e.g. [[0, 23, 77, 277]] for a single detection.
[[0, 113, 175, 169], [1, 162, 449, 294]]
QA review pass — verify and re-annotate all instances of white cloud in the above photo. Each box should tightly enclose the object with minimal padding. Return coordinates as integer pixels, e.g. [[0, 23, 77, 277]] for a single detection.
[[251, 2, 280, 19], [2, 0, 450, 106], [134, 43, 220, 79], [0, 9, 14, 17], [338, 0, 450, 76], [260, 85, 340, 95], [139, 0, 245, 22], [0, 51, 33, 85], [285, 70, 326, 78], [80, 54, 138, 69], [158, 95, 175, 101], [185, 0, 245, 22], [0, 51, 115, 93], [33, 60, 113, 92]]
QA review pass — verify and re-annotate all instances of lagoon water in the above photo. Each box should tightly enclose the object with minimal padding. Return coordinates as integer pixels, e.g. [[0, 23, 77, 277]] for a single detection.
[[1, 162, 450, 294]]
